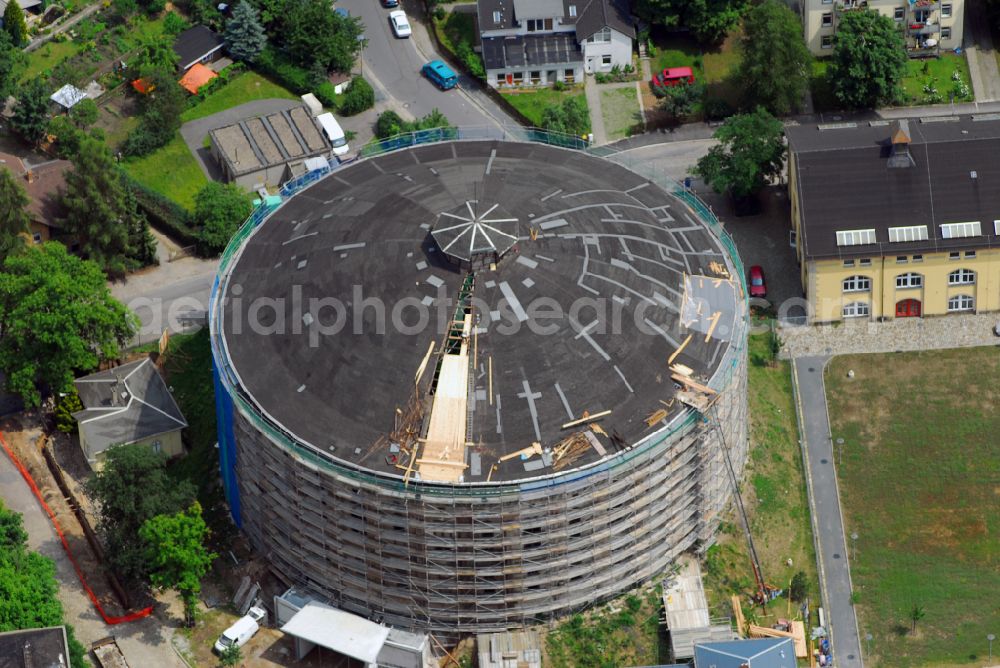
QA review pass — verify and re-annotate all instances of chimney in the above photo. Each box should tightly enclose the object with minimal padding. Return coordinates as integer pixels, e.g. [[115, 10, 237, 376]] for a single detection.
[[887, 120, 915, 169]]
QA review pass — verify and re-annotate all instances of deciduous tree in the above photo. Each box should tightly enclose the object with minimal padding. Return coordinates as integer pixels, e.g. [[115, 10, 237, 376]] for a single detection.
[[909, 604, 925, 634], [0, 167, 29, 261], [2, 0, 29, 47], [0, 244, 136, 406], [123, 67, 186, 156], [10, 79, 50, 145], [140, 503, 216, 624], [540, 96, 589, 136], [225, 1, 267, 62], [0, 32, 26, 101], [694, 107, 785, 201], [738, 0, 811, 115], [69, 98, 99, 128], [283, 0, 364, 72], [634, 0, 747, 44], [86, 444, 196, 585], [654, 80, 704, 122], [194, 182, 253, 256], [828, 9, 907, 109]]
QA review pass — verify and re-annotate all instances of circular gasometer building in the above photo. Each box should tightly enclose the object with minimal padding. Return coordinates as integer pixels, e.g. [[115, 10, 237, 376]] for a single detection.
[[210, 140, 749, 636]]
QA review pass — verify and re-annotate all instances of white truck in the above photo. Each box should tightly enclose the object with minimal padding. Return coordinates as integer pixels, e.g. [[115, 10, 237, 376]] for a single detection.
[[214, 606, 267, 654]]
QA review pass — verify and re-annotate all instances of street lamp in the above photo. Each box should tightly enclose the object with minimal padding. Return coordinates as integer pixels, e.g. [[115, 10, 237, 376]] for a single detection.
[[865, 633, 873, 658], [836, 437, 844, 466], [988, 633, 996, 661], [850, 532, 858, 562]]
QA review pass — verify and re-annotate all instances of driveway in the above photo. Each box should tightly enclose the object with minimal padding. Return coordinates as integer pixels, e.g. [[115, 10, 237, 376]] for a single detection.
[[791, 358, 864, 668], [0, 442, 186, 666]]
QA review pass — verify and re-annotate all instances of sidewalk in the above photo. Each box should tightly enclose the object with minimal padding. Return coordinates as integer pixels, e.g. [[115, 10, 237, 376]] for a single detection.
[[584, 75, 608, 145]]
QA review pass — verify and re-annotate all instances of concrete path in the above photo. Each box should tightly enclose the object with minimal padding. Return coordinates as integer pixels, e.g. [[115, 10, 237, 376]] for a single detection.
[[791, 357, 864, 668], [584, 75, 609, 145], [24, 2, 101, 52], [963, 0, 1000, 102], [0, 442, 186, 666]]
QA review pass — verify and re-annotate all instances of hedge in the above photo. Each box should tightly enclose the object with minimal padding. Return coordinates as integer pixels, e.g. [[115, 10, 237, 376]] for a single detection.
[[255, 46, 340, 108], [121, 172, 199, 246]]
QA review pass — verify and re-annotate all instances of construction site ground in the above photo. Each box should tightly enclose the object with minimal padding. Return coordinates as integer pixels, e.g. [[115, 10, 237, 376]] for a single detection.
[[826, 347, 1000, 668], [700, 331, 822, 639]]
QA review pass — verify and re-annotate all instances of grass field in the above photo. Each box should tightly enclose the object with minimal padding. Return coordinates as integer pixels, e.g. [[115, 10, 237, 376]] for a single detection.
[[650, 30, 743, 118], [432, 9, 476, 54], [500, 86, 590, 132], [600, 87, 641, 140], [827, 348, 1000, 667], [123, 134, 206, 211], [702, 331, 821, 624], [180, 71, 299, 123], [900, 53, 973, 104], [23, 40, 83, 80]]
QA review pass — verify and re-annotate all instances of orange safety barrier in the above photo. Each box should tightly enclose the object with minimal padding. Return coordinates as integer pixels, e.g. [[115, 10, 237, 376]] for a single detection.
[[0, 433, 154, 625]]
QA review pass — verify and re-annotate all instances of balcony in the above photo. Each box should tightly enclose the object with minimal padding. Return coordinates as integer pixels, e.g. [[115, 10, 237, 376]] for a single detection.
[[908, 0, 941, 12], [908, 21, 941, 35], [834, 0, 868, 13]]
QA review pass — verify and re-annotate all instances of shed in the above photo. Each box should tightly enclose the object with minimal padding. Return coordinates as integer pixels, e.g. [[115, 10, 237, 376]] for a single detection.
[[72, 358, 188, 469], [694, 637, 796, 668], [50, 84, 87, 110], [179, 63, 218, 94], [173, 25, 226, 71], [280, 601, 390, 663]]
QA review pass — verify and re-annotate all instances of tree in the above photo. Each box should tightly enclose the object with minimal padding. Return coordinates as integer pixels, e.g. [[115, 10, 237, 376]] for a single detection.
[[10, 79, 50, 145], [283, 0, 364, 72], [0, 501, 88, 667], [225, 1, 267, 62], [909, 604, 925, 634], [738, 0, 811, 115], [540, 97, 590, 136], [133, 36, 179, 72], [694, 107, 785, 204], [123, 181, 158, 268], [828, 9, 907, 109], [86, 444, 196, 585], [123, 67, 186, 156], [194, 182, 253, 256], [55, 387, 83, 433], [0, 32, 26, 101], [0, 244, 135, 406], [62, 137, 131, 275], [634, 0, 747, 44], [0, 167, 29, 261], [68, 98, 99, 129], [339, 76, 374, 115], [2, 0, 29, 48], [375, 110, 405, 138], [654, 80, 704, 122], [218, 644, 243, 667], [789, 571, 808, 603], [140, 503, 216, 624]]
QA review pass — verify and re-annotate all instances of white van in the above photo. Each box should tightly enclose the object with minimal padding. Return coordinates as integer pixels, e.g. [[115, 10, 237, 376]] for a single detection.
[[316, 112, 350, 157], [214, 607, 265, 654]]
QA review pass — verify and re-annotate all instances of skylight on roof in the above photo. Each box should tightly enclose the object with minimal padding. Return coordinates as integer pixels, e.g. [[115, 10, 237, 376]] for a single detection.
[[940, 221, 982, 239], [836, 229, 877, 246], [994, 220, 1000, 236], [887, 225, 929, 243]]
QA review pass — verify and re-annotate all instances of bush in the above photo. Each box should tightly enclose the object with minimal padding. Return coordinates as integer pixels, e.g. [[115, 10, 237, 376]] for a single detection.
[[375, 110, 405, 138], [55, 389, 83, 433], [314, 81, 339, 108], [339, 76, 374, 115], [255, 45, 312, 92], [194, 182, 254, 256], [162, 11, 187, 35], [455, 40, 484, 79], [121, 172, 198, 245], [552, 79, 567, 92]]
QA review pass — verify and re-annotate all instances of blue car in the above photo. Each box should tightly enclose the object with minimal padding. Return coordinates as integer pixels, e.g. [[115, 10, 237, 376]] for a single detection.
[[381, 0, 398, 6], [422, 60, 458, 90]]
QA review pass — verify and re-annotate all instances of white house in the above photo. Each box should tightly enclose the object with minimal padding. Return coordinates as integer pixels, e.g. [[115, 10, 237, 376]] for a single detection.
[[477, 0, 634, 88]]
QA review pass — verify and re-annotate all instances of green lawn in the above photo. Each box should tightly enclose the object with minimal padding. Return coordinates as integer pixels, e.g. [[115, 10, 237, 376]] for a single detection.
[[702, 331, 821, 625], [650, 31, 742, 117], [180, 71, 300, 123], [809, 59, 839, 112], [826, 348, 1000, 667], [499, 86, 590, 132], [23, 40, 84, 80], [432, 9, 476, 53], [123, 135, 206, 211], [600, 86, 641, 141], [900, 53, 973, 105]]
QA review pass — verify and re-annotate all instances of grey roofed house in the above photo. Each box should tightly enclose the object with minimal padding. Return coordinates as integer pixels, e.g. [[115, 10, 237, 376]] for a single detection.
[[72, 358, 187, 466], [50, 83, 88, 110], [787, 115, 1000, 260], [173, 25, 226, 71], [477, 0, 632, 37], [694, 637, 795, 668], [481, 33, 582, 70], [0, 626, 71, 668], [575, 0, 634, 39]]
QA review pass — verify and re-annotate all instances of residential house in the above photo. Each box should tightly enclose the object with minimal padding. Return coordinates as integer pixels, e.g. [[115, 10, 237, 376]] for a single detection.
[[477, 0, 634, 88], [694, 638, 796, 668], [0, 626, 72, 667], [787, 116, 1000, 322], [173, 25, 226, 72], [803, 0, 963, 56], [72, 358, 188, 470], [0, 152, 71, 245]]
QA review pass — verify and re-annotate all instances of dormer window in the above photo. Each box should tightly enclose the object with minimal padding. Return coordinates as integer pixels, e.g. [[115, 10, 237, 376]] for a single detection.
[[493, 10, 501, 23], [587, 26, 612, 43], [569, 4, 577, 16]]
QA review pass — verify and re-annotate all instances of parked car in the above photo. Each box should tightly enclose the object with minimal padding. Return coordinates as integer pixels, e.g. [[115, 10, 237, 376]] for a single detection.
[[316, 112, 350, 157], [748, 265, 767, 298], [214, 607, 266, 654], [422, 60, 459, 90], [382, 0, 398, 6], [650, 66, 695, 89], [389, 10, 411, 37]]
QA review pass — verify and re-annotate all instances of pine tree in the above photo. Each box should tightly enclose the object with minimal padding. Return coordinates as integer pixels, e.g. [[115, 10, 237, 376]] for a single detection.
[[123, 182, 158, 269], [10, 78, 50, 145], [224, 1, 266, 63], [55, 388, 83, 433], [3, 0, 29, 48], [0, 167, 29, 261]]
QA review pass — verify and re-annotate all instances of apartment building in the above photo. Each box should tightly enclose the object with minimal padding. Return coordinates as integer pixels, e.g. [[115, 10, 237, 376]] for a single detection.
[[803, 0, 964, 57], [787, 116, 1000, 323], [477, 0, 634, 88]]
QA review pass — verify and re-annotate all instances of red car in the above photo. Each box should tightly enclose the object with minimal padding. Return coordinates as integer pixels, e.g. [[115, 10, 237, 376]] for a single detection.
[[749, 265, 767, 298], [650, 66, 695, 89]]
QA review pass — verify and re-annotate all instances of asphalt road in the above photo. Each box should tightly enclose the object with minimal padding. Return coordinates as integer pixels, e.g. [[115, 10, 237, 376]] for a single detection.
[[339, 0, 517, 127], [792, 357, 864, 668]]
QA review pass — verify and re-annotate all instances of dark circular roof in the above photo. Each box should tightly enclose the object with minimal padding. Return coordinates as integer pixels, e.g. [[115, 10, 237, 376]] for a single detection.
[[219, 141, 742, 483]]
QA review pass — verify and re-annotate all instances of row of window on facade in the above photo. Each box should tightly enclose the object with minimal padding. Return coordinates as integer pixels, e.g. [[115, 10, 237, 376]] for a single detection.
[[821, 26, 952, 47], [842, 250, 977, 268], [843, 294, 973, 317], [494, 68, 580, 86], [842, 268, 977, 293]]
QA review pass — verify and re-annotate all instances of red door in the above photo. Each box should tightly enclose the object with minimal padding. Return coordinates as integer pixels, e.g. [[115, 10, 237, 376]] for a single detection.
[[895, 299, 921, 318]]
